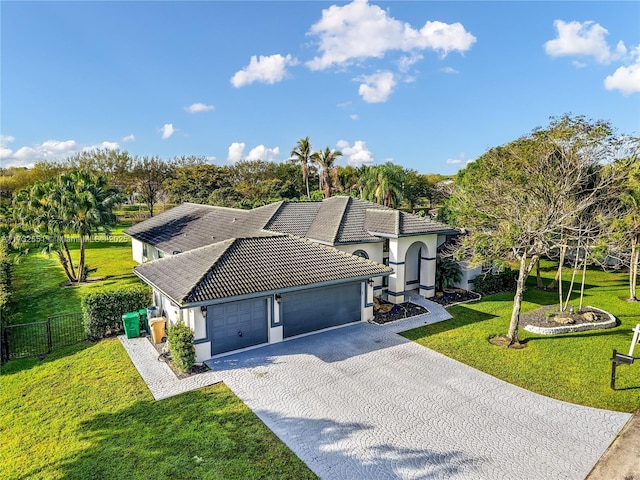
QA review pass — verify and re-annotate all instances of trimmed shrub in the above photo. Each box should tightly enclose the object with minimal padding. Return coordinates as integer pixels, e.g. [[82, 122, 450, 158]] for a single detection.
[[82, 286, 151, 339], [167, 322, 195, 372], [435, 256, 462, 291], [472, 268, 518, 296]]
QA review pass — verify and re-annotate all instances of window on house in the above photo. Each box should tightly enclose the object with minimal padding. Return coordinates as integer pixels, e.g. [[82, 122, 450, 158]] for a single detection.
[[353, 249, 369, 259]]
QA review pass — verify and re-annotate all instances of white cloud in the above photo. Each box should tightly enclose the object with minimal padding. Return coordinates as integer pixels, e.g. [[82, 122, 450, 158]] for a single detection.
[[227, 142, 245, 163], [122, 134, 136, 142], [227, 142, 280, 163], [0, 138, 120, 168], [398, 53, 423, 72], [604, 59, 640, 95], [205, 156, 217, 163], [306, 0, 476, 71], [350, 114, 359, 120], [441, 66, 458, 74], [358, 71, 396, 103], [246, 145, 280, 162], [446, 152, 466, 165], [161, 124, 175, 139], [185, 102, 215, 113], [337, 139, 374, 165], [231, 54, 298, 87], [544, 20, 611, 63], [96, 141, 119, 150]]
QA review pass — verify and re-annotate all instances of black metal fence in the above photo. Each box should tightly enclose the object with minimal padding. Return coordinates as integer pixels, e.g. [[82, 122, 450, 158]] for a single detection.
[[1, 312, 86, 361]]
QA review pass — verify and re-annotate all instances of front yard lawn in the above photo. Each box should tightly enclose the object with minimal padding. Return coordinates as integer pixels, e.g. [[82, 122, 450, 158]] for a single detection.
[[401, 262, 640, 412], [0, 338, 317, 480]]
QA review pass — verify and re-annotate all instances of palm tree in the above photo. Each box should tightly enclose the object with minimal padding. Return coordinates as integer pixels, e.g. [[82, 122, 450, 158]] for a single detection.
[[13, 169, 120, 283], [311, 147, 342, 199], [290, 137, 312, 199], [357, 162, 405, 207]]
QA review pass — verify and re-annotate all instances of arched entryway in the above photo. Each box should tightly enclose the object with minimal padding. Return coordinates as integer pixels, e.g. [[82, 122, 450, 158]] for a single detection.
[[404, 241, 435, 298]]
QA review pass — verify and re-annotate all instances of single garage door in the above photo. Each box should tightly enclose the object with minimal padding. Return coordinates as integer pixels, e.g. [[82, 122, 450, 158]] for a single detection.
[[207, 297, 268, 356], [282, 282, 361, 338]]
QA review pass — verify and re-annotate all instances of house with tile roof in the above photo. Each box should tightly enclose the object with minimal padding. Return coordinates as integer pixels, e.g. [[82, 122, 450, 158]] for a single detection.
[[125, 196, 466, 361]]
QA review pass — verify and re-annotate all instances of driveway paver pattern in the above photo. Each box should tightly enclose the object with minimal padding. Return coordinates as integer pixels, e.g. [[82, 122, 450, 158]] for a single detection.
[[121, 303, 631, 480]]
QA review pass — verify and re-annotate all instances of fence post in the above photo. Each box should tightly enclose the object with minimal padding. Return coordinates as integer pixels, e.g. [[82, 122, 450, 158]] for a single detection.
[[1, 328, 8, 363], [46, 319, 52, 354]]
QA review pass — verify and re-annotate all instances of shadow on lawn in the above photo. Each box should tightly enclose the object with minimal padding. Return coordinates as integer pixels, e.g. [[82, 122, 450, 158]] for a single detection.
[[52, 392, 483, 480], [49, 388, 318, 480], [0, 341, 94, 376]]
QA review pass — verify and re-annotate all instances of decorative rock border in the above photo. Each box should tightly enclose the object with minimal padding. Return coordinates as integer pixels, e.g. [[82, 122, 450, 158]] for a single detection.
[[523, 306, 617, 335]]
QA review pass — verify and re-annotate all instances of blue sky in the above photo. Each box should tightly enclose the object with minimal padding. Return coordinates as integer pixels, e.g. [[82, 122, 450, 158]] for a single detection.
[[2, 1, 639, 174]]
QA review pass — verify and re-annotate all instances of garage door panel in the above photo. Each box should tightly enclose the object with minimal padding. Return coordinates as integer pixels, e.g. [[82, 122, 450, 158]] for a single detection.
[[207, 297, 268, 356], [283, 283, 361, 338]]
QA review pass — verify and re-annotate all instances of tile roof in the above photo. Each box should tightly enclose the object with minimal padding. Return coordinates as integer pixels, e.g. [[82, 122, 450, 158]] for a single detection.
[[134, 236, 393, 305], [123, 202, 275, 254], [125, 197, 458, 254], [264, 201, 322, 236]]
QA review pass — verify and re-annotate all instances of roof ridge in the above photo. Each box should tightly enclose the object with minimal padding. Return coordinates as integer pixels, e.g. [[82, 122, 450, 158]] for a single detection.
[[182, 238, 237, 302], [259, 200, 287, 230]]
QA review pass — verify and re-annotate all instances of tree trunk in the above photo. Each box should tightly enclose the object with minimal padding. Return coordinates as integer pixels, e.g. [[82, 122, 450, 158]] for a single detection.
[[506, 253, 539, 345], [56, 249, 75, 283], [62, 237, 77, 281], [305, 175, 310, 199], [579, 248, 587, 311], [535, 259, 543, 288], [631, 238, 639, 301], [548, 244, 567, 290], [563, 245, 580, 312], [77, 235, 86, 284]]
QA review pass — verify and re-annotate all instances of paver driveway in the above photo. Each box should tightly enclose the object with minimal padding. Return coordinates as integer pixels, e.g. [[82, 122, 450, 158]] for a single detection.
[[205, 316, 630, 480]]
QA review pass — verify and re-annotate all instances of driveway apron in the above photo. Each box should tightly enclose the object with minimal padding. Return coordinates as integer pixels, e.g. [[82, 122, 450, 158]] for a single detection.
[[205, 316, 630, 480]]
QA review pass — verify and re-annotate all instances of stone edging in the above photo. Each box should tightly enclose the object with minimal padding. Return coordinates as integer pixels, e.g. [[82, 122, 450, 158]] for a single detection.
[[523, 306, 617, 335]]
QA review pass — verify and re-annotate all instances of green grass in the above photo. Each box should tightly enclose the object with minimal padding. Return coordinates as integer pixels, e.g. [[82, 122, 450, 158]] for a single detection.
[[401, 261, 640, 412], [12, 237, 140, 323], [0, 339, 316, 480]]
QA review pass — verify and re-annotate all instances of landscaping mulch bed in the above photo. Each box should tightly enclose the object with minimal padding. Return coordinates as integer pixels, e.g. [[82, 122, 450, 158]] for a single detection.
[[149, 336, 209, 379], [430, 290, 481, 307], [521, 304, 607, 329], [372, 302, 429, 325]]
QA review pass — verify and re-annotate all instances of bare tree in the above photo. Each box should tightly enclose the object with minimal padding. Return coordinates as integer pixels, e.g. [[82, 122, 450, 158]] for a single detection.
[[450, 115, 628, 345]]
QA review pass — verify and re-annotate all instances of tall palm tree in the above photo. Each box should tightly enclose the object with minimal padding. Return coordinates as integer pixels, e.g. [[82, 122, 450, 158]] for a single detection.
[[311, 147, 342, 199], [13, 169, 120, 283], [290, 137, 312, 199], [357, 162, 405, 207]]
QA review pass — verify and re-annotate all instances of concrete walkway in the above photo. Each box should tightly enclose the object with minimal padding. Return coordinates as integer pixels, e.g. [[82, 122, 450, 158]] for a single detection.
[[120, 301, 631, 479]]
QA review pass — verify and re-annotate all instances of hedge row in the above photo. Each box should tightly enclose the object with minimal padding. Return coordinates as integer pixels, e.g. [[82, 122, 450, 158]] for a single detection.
[[82, 286, 151, 339], [472, 269, 518, 296]]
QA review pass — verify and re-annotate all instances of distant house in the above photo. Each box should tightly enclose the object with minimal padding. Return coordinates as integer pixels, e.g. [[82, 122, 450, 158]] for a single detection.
[[125, 197, 461, 361]]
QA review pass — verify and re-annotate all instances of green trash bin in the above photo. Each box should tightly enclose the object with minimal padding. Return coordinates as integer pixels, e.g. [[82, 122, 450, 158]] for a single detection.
[[122, 312, 141, 339], [138, 308, 149, 334]]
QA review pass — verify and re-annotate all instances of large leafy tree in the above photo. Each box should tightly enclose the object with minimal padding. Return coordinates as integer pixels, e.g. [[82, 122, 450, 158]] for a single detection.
[[358, 162, 406, 207], [449, 115, 627, 345], [603, 153, 640, 300], [290, 137, 313, 199], [164, 164, 230, 204], [130, 156, 173, 217], [311, 147, 342, 199], [13, 170, 120, 284]]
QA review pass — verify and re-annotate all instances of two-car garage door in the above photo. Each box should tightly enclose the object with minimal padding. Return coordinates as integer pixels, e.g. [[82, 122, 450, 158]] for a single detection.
[[206, 282, 362, 356], [282, 283, 361, 338]]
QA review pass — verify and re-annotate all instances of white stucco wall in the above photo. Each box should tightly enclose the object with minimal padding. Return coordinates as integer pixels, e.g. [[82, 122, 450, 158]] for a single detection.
[[387, 234, 439, 303], [337, 242, 385, 292], [454, 260, 482, 291], [131, 238, 144, 264]]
